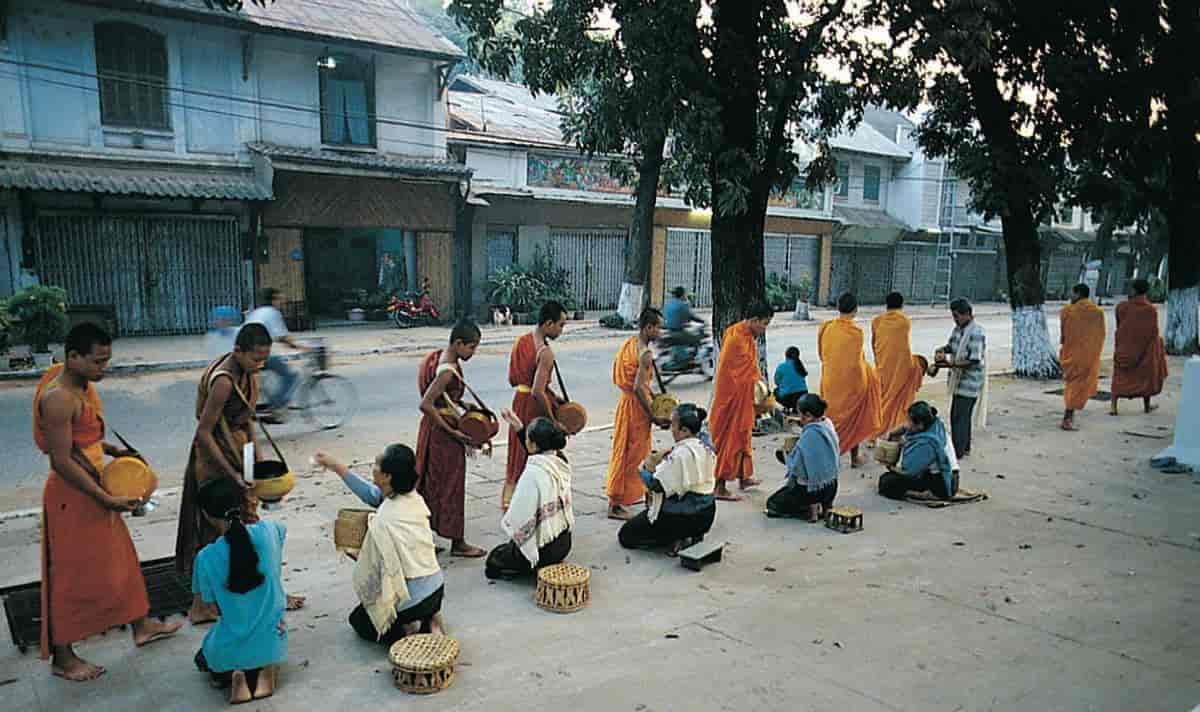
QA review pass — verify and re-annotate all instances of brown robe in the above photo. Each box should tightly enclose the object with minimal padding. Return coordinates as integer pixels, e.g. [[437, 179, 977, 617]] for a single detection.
[[414, 350, 467, 540], [1112, 296, 1169, 398]]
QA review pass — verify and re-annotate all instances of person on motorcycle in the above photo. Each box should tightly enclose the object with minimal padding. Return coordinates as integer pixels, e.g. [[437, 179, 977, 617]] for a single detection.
[[663, 287, 704, 366], [246, 288, 308, 424]]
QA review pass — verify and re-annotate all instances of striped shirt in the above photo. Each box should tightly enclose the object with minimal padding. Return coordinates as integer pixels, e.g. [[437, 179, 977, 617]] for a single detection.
[[945, 320, 986, 398]]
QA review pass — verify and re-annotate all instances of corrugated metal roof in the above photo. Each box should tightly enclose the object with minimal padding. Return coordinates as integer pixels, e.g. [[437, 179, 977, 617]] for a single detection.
[[830, 121, 912, 160], [834, 205, 910, 230], [0, 161, 271, 199], [448, 75, 565, 146], [97, 0, 462, 59], [249, 142, 470, 179]]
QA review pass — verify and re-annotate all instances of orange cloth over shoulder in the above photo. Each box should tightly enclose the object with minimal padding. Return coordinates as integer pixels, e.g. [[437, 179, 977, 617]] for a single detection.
[[33, 364, 148, 659], [504, 332, 550, 507], [819, 315, 882, 454], [709, 321, 758, 482], [1111, 295, 1168, 398], [871, 310, 925, 434], [1059, 299, 1107, 410], [605, 336, 653, 507]]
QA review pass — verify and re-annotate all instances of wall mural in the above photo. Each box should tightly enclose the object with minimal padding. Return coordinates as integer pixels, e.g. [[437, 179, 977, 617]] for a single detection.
[[768, 178, 827, 211], [527, 153, 628, 193]]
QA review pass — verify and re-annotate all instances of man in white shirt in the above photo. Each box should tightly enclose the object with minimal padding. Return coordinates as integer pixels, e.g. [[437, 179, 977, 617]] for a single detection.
[[245, 288, 306, 423]]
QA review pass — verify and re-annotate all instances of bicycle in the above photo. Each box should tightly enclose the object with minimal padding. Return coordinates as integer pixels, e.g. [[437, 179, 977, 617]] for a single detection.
[[257, 338, 359, 430]]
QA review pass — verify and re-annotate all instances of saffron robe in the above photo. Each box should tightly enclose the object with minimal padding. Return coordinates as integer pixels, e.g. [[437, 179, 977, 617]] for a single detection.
[[605, 337, 653, 507], [872, 310, 926, 434], [819, 315, 883, 454], [34, 364, 149, 658], [709, 322, 759, 482], [504, 332, 552, 507], [1112, 295, 1168, 398], [414, 350, 467, 540], [1059, 299, 1107, 410]]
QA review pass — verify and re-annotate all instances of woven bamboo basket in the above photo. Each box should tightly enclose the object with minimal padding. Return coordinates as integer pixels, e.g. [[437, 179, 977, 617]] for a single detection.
[[388, 634, 459, 694], [650, 392, 679, 420], [334, 508, 372, 554], [535, 563, 591, 613], [875, 440, 901, 467]]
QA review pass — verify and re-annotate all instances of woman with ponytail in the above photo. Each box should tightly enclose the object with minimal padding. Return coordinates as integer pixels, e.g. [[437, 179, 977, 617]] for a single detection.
[[192, 478, 288, 704]]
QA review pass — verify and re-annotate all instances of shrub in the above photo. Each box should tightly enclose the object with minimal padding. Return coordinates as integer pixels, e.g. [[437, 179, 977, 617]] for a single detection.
[[8, 285, 69, 353], [486, 265, 545, 313], [765, 273, 814, 311]]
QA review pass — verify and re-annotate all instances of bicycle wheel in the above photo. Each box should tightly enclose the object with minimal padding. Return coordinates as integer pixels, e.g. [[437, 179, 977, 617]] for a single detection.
[[300, 374, 359, 430]]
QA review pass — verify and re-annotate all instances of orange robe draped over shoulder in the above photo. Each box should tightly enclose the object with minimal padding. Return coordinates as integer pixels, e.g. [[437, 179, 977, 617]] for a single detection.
[[871, 310, 925, 434], [710, 322, 758, 482], [1059, 299, 1107, 410], [1112, 295, 1168, 398], [819, 315, 882, 454], [605, 337, 653, 506], [415, 350, 467, 540], [34, 364, 148, 658], [504, 332, 550, 507]]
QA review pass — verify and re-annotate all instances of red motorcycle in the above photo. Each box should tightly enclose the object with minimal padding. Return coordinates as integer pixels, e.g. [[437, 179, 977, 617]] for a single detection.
[[388, 291, 440, 328]]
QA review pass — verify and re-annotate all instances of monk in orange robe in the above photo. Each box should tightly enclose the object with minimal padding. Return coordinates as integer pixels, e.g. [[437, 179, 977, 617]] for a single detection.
[[416, 320, 485, 556], [710, 303, 773, 501], [872, 292, 926, 436], [819, 293, 882, 466], [605, 308, 668, 519], [1110, 278, 1169, 415], [504, 301, 568, 508], [1059, 284, 1107, 430], [35, 324, 180, 681]]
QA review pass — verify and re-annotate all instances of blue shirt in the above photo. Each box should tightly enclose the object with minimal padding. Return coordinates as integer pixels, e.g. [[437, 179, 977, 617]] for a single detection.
[[664, 297, 699, 331], [194, 520, 288, 673], [773, 361, 809, 397]]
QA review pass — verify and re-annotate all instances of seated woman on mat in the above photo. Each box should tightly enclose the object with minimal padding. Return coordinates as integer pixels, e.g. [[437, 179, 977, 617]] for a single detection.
[[313, 445, 446, 645], [486, 412, 574, 580], [191, 477, 287, 704], [878, 401, 959, 501], [773, 346, 810, 413], [618, 403, 717, 555], [766, 394, 840, 521]]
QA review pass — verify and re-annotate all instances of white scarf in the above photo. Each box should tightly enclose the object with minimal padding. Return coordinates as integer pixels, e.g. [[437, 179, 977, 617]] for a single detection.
[[352, 492, 441, 639], [648, 437, 716, 524], [947, 320, 988, 430], [501, 452, 574, 568]]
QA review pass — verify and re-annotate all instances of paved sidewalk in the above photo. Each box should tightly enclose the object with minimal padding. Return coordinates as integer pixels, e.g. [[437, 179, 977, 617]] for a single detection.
[[0, 359, 1196, 710]]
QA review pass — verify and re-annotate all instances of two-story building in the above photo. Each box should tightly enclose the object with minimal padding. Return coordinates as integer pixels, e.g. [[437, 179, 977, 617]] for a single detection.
[[0, 0, 469, 335]]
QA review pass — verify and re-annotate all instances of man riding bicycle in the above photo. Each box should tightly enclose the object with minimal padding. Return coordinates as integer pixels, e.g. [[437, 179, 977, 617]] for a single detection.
[[246, 288, 308, 424], [663, 286, 705, 365]]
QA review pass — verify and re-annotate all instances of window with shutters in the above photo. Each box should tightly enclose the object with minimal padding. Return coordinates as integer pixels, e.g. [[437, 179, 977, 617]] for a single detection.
[[320, 54, 376, 147], [94, 22, 171, 131], [863, 164, 881, 202]]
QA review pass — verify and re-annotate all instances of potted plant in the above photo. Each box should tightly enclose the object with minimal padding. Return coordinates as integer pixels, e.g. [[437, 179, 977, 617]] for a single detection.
[[487, 265, 545, 323], [528, 246, 581, 318], [8, 285, 69, 367]]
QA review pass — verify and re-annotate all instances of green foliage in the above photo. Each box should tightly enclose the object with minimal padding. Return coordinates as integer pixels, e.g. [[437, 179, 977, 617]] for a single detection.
[[0, 298, 12, 351], [765, 273, 814, 311], [599, 313, 630, 329], [486, 265, 544, 313], [8, 285, 69, 353], [1148, 277, 1168, 304], [526, 245, 577, 311]]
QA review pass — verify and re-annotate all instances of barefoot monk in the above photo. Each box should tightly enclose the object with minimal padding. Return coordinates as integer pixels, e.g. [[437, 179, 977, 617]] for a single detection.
[[872, 292, 925, 436], [35, 323, 180, 681], [710, 302, 773, 501], [819, 293, 882, 467], [1059, 284, 1107, 430], [1111, 278, 1168, 416]]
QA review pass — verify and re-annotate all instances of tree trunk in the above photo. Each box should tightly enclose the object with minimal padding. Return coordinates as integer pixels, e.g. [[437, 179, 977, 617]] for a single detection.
[[1002, 212, 1063, 378], [1089, 209, 1116, 300], [616, 128, 667, 326]]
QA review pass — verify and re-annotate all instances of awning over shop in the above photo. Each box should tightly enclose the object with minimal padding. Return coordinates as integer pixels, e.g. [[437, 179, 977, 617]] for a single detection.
[[248, 142, 471, 182], [833, 205, 910, 246], [0, 159, 272, 200]]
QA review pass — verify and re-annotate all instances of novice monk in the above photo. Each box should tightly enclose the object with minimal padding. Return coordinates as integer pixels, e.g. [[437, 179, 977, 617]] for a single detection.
[[710, 302, 773, 501], [765, 394, 840, 521], [1059, 284, 1107, 430], [178, 323, 304, 624], [872, 291, 926, 435], [819, 293, 882, 467], [415, 320, 485, 557], [504, 301, 568, 509], [487, 413, 574, 580], [1110, 278, 1168, 416], [618, 403, 717, 554], [192, 478, 288, 704], [878, 401, 958, 501], [606, 307, 669, 520], [34, 323, 181, 681]]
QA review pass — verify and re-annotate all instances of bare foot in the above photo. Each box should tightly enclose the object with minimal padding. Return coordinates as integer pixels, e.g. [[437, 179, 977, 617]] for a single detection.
[[851, 454, 868, 468], [252, 665, 275, 700], [133, 616, 183, 647], [428, 613, 446, 637], [189, 599, 219, 626], [738, 477, 763, 490], [51, 647, 105, 682], [229, 671, 252, 704], [1060, 419, 1078, 431], [607, 505, 635, 521], [286, 594, 306, 611], [1145, 404, 1159, 414], [450, 541, 486, 558], [713, 484, 742, 502]]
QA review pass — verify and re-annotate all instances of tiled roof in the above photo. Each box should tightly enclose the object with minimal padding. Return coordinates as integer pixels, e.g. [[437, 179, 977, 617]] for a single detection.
[[99, 0, 463, 59], [0, 160, 271, 199], [249, 142, 470, 179]]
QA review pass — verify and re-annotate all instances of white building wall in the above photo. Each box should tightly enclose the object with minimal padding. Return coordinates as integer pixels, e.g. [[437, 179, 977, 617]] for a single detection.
[[465, 146, 526, 188]]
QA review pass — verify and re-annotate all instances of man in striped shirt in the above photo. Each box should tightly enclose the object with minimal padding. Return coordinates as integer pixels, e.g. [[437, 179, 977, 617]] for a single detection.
[[937, 298, 987, 458]]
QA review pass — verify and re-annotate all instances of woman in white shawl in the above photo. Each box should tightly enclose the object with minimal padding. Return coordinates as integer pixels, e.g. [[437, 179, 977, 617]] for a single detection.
[[313, 445, 445, 645], [618, 403, 717, 555], [485, 413, 574, 580]]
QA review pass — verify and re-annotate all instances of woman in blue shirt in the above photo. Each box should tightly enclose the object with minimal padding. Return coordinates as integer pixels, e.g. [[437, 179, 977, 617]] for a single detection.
[[878, 401, 959, 500], [192, 477, 288, 704], [766, 394, 840, 521], [773, 346, 809, 412]]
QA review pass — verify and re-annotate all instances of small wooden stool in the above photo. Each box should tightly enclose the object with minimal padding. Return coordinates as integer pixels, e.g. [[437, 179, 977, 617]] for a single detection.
[[535, 563, 591, 613], [826, 506, 864, 534], [388, 634, 459, 694], [678, 539, 723, 571]]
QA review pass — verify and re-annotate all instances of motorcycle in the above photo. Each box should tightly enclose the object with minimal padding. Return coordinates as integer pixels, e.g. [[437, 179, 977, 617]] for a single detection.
[[388, 291, 441, 328], [655, 323, 714, 385]]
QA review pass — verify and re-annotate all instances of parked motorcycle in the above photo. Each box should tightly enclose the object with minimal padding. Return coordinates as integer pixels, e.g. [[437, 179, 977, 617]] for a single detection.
[[655, 323, 714, 385], [388, 291, 441, 328]]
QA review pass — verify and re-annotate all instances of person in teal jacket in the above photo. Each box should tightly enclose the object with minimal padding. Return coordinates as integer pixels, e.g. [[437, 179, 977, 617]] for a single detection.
[[878, 401, 959, 500]]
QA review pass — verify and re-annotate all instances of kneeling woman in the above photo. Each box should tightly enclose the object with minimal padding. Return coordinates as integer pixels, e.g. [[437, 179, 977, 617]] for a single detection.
[[766, 394, 840, 521], [486, 413, 574, 580], [192, 478, 287, 704], [618, 404, 717, 554], [878, 401, 959, 500]]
